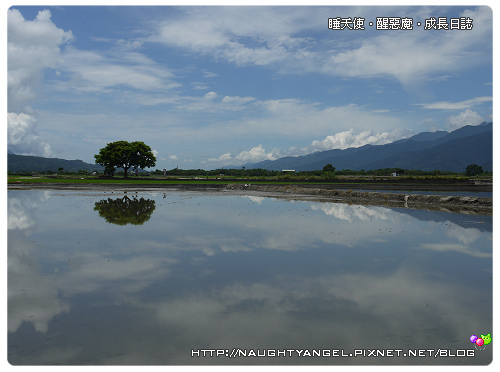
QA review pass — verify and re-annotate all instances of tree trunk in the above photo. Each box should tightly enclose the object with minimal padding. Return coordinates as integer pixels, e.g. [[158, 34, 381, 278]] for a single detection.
[[123, 166, 129, 178]]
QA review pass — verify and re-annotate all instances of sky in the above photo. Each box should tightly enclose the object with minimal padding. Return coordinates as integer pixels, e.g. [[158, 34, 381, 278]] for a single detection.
[[5, 1, 494, 171]]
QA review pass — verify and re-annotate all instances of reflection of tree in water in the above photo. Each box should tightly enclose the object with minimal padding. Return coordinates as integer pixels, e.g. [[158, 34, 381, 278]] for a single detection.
[[94, 196, 156, 225]]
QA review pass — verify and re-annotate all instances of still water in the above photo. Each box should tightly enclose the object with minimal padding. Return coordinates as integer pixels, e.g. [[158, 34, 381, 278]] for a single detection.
[[7, 189, 492, 365]]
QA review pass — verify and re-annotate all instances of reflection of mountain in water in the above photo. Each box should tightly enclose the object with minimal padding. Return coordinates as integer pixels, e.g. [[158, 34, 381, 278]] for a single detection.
[[94, 196, 156, 225]]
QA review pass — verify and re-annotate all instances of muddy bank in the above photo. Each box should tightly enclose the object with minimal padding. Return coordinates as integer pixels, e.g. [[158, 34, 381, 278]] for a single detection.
[[296, 182, 492, 193], [225, 184, 493, 215]]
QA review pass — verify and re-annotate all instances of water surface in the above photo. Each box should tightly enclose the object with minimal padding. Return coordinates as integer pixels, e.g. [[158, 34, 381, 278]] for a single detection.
[[8, 189, 492, 365]]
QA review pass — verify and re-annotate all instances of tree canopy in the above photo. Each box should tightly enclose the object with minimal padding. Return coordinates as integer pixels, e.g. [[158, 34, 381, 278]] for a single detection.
[[94, 141, 156, 178], [322, 164, 336, 172], [465, 164, 484, 177]]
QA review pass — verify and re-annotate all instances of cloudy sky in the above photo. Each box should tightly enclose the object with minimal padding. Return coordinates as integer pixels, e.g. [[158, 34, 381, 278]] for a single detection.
[[6, 2, 493, 170]]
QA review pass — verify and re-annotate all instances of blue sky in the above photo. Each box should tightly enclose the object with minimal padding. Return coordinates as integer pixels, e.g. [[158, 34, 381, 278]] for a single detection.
[[6, 2, 493, 170]]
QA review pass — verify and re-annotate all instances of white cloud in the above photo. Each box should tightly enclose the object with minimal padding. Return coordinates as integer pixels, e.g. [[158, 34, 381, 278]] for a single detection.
[[192, 82, 209, 90], [325, 33, 453, 84], [8, 9, 74, 111], [235, 145, 280, 163], [148, 6, 491, 85], [204, 91, 217, 100], [143, 91, 255, 112], [324, 7, 492, 85], [221, 95, 255, 104], [7, 9, 73, 157], [152, 149, 166, 161], [207, 145, 280, 166], [446, 109, 484, 131], [8, 112, 53, 157], [417, 96, 492, 110], [168, 155, 179, 161], [308, 128, 414, 152], [208, 152, 232, 163], [149, 7, 320, 67], [61, 48, 177, 93]]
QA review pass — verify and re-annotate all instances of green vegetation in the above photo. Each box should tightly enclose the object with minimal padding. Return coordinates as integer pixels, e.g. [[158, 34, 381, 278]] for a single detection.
[[8, 164, 492, 187], [465, 164, 484, 177], [94, 141, 156, 178], [7, 159, 492, 186], [322, 164, 336, 172]]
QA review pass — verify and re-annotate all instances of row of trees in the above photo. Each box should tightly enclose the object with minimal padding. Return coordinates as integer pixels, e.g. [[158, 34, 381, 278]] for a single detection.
[[91, 141, 488, 179]]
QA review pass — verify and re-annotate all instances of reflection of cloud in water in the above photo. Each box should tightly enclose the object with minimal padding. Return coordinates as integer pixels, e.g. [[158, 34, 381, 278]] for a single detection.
[[8, 191, 50, 230], [309, 202, 490, 258], [139, 265, 487, 364], [445, 224, 483, 245], [243, 195, 265, 204], [8, 193, 492, 338], [164, 234, 254, 256], [9, 237, 178, 333], [140, 198, 491, 256], [60, 254, 178, 294], [8, 192, 71, 333], [310, 203, 396, 223], [8, 235, 70, 333], [416, 243, 491, 258]]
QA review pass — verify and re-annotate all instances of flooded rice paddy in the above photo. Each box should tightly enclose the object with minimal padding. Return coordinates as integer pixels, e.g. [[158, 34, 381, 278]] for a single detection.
[[7, 189, 492, 365]]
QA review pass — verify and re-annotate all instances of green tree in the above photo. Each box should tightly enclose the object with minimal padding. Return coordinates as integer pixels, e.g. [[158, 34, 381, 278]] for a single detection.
[[322, 164, 336, 172], [104, 165, 116, 177], [465, 164, 484, 177], [94, 141, 156, 178]]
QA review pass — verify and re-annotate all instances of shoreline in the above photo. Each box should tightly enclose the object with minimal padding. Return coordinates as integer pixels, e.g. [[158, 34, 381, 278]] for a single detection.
[[225, 184, 492, 216], [7, 182, 493, 215]]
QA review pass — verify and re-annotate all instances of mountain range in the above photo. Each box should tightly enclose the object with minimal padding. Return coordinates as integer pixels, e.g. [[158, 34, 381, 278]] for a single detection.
[[8, 154, 104, 173], [7, 122, 492, 173], [243, 122, 493, 172]]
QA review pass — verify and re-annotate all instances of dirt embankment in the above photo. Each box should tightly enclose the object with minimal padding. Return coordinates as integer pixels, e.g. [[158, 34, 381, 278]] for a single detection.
[[225, 184, 493, 215]]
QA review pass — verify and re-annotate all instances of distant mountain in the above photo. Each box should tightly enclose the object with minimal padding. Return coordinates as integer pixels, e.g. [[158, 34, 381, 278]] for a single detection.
[[8, 154, 105, 173], [245, 122, 492, 172], [364, 131, 492, 172], [391, 130, 448, 144]]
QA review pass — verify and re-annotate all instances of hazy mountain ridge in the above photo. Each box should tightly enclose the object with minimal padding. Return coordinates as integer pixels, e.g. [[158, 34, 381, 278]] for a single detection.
[[8, 154, 104, 173], [245, 122, 493, 172], [363, 131, 492, 172]]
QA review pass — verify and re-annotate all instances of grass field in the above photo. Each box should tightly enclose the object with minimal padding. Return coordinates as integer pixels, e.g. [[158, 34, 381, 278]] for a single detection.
[[7, 174, 489, 186]]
